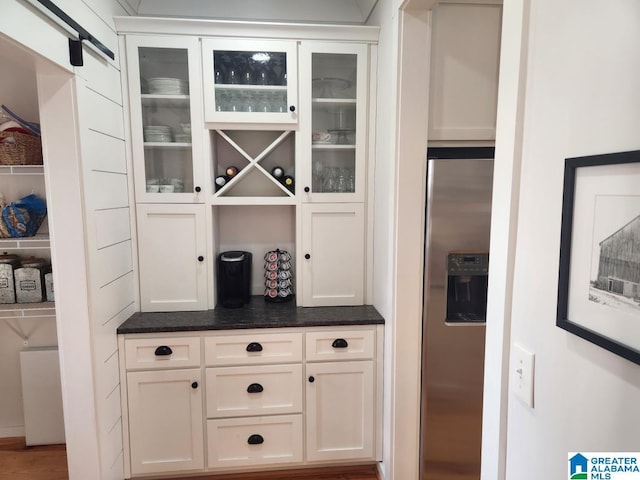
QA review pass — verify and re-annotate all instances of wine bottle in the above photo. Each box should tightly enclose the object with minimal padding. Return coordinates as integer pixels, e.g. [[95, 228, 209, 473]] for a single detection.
[[225, 166, 239, 177], [283, 175, 295, 191], [271, 166, 284, 179], [214, 175, 229, 191]]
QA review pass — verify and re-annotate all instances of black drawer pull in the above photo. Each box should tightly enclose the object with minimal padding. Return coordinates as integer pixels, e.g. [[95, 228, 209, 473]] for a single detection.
[[246, 342, 263, 352], [308, 376, 315, 383], [247, 383, 264, 394], [154, 345, 173, 356], [332, 338, 349, 349], [191, 381, 198, 389], [248, 434, 264, 445]]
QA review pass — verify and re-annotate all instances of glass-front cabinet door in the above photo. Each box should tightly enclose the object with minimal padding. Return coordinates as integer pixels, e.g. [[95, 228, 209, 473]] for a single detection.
[[298, 42, 369, 203], [126, 36, 205, 203], [201, 38, 298, 125]]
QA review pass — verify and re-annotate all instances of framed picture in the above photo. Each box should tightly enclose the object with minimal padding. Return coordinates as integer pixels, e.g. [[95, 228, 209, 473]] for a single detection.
[[557, 150, 640, 365]]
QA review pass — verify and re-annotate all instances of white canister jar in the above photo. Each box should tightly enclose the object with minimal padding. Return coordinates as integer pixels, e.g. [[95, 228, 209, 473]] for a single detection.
[[15, 257, 48, 303], [0, 253, 20, 304]]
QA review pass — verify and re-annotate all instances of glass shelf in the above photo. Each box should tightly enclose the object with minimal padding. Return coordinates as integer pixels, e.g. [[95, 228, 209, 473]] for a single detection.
[[144, 142, 192, 148], [312, 145, 356, 150], [215, 85, 287, 92], [141, 94, 190, 106]]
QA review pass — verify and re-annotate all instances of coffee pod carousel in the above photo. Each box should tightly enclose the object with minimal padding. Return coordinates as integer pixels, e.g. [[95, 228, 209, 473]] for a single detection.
[[263, 249, 294, 303]]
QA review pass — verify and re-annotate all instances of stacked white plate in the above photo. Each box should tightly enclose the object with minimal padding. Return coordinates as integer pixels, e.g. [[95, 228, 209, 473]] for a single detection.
[[144, 125, 172, 143], [147, 77, 188, 95]]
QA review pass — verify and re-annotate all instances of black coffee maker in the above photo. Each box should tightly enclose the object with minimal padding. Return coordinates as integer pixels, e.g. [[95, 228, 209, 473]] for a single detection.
[[217, 251, 252, 308]]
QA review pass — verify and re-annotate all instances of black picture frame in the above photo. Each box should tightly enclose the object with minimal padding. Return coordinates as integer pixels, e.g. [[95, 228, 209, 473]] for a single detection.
[[557, 150, 640, 365]]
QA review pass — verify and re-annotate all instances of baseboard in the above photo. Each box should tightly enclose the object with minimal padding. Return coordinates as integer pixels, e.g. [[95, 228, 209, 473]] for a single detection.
[[0, 425, 25, 438], [377, 461, 387, 480]]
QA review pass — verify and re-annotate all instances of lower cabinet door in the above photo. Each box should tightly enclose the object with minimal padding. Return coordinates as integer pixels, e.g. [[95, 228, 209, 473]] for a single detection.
[[127, 369, 204, 475], [305, 360, 374, 461], [207, 414, 303, 469]]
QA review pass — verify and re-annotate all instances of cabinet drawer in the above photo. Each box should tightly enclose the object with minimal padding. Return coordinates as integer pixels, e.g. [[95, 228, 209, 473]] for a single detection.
[[124, 337, 201, 370], [204, 332, 302, 366], [305, 329, 375, 361], [207, 415, 303, 469], [206, 364, 302, 418]]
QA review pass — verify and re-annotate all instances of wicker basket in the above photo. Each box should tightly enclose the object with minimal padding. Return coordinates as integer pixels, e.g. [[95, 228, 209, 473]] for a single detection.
[[0, 131, 43, 165]]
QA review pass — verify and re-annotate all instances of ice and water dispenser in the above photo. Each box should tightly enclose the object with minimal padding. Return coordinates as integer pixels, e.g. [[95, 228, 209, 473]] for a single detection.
[[445, 252, 489, 323]]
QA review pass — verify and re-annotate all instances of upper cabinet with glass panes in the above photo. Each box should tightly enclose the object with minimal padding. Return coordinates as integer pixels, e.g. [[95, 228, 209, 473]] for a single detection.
[[125, 35, 206, 203], [297, 42, 369, 203], [202, 39, 298, 126]]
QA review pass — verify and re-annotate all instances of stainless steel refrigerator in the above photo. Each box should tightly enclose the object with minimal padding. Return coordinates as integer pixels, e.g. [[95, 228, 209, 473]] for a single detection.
[[420, 149, 494, 480]]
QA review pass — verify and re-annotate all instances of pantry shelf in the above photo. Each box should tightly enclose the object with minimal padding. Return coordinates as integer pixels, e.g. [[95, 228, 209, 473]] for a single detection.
[[0, 233, 50, 250], [0, 301, 56, 320]]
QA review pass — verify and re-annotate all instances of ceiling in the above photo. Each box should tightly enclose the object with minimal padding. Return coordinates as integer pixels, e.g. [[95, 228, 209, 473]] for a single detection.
[[123, 0, 379, 24]]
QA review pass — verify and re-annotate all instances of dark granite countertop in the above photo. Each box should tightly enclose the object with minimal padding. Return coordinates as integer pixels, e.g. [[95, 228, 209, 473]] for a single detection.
[[117, 296, 384, 334]]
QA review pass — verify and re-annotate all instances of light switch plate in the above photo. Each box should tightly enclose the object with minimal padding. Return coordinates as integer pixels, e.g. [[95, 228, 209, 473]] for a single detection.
[[511, 343, 535, 408]]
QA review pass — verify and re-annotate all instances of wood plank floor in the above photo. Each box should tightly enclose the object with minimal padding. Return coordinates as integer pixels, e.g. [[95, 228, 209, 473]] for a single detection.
[[0, 437, 379, 480], [0, 437, 68, 480]]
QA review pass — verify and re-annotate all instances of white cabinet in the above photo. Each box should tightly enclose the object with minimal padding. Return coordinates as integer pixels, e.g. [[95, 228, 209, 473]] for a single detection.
[[125, 35, 206, 203], [126, 369, 204, 475], [298, 41, 369, 203], [201, 38, 298, 125], [124, 335, 205, 477], [120, 22, 377, 311], [204, 331, 304, 470], [120, 325, 382, 476], [304, 329, 376, 462], [136, 204, 209, 311], [305, 361, 374, 462], [207, 415, 303, 469], [428, 2, 502, 141], [300, 203, 365, 306]]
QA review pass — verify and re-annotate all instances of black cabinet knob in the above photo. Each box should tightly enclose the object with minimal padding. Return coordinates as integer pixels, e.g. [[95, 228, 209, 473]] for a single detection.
[[304, 253, 311, 260], [308, 376, 315, 383], [198, 255, 204, 262], [289, 105, 296, 112], [247, 383, 264, 394], [248, 434, 264, 445], [304, 186, 310, 193], [332, 338, 349, 348], [154, 345, 172, 356], [191, 381, 198, 389], [246, 342, 263, 352], [194, 186, 202, 193]]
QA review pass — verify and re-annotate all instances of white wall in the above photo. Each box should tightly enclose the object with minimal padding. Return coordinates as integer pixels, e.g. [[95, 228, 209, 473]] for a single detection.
[[366, 0, 397, 478], [503, 0, 640, 477], [1, 1, 133, 479], [368, 1, 434, 480]]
